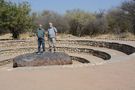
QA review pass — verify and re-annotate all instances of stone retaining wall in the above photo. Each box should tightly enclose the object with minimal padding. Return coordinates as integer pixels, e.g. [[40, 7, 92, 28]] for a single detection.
[[57, 47, 111, 60], [0, 46, 111, 61], [1, 40, 134, 55], [0, 59, 12, 66], [70, 56, 90, 63], [57, 40, 135, 55], [0, 40, 134, 66]]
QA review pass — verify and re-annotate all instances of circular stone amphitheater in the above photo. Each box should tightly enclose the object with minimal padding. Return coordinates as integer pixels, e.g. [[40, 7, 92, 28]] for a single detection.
[[0, 39, 135, 90]]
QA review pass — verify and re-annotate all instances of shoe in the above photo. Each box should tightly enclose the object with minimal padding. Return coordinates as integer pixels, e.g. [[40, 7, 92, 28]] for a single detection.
[[43, 50, 45, 52], [49, 49, 52, 52], [37, 52, 41, 55], [54, 48, 56, 52], [41, 51, 45, 53]]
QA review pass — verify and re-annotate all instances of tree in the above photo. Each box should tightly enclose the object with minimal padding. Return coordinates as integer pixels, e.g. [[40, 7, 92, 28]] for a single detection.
[[65, 9, 96, 36], [9, 2, 33, 39], [121, 0, 135, 34], [35, 10, 69, 33], [107, 8, 131, 34], [0, 0, 33, 39], [0, 0, 10, 34], [92, 10, 109, 35]]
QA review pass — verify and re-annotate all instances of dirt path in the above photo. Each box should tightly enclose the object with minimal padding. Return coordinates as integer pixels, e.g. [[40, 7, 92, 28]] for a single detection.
[[0, 39, 135, 90], [0, 54, 135, 90]]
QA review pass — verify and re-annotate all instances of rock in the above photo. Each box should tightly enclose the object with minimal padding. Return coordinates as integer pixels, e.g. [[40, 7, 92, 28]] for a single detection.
[[13, 52, 72, 68]]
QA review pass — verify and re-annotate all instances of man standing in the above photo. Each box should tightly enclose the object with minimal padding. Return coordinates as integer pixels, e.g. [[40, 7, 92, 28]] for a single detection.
[[36, 24, 45, 54], [48, 22, 57, 52]]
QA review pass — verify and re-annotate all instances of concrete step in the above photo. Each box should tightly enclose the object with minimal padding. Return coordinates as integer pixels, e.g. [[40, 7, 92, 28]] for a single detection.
[[57, 45, 127, 58], [68, 53, 105, 65]]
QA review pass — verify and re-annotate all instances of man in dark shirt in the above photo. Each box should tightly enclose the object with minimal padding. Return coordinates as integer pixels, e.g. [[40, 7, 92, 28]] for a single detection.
[[36, 24, 45, 54]]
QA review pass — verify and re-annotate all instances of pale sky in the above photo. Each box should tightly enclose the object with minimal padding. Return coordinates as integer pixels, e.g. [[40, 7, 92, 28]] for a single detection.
[[10, 0, 127, 13]]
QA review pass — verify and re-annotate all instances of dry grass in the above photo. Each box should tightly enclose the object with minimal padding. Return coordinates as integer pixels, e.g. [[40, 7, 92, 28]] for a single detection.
[[85, 33, 135, 40], [19, 33, 34, 40], [0, 34, 12, 40], [0, 33, 135, 41]]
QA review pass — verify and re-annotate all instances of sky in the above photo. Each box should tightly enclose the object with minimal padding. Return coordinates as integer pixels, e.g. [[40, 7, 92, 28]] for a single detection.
[[9, 0, 127, 14]]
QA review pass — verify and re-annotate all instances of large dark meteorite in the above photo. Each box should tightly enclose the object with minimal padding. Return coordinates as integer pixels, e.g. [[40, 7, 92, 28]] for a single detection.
[[13, 52, 72, 68]]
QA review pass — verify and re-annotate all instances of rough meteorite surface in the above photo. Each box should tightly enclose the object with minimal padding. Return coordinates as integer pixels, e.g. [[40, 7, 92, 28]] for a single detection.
[[13, 52, 72, 68]]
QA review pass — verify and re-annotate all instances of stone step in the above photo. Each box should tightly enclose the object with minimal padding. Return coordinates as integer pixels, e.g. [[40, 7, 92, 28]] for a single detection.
[[68, 53, 105, 65], [1, 40, 135, 55], [0, 44, 126, 62], [1, 43, 124, 56], [0, 45, 111, 61], [57, 45, 127, 57]]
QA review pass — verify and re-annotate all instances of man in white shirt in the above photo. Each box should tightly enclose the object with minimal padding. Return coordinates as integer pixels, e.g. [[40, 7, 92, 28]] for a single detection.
[[48, 22, 57, 52]]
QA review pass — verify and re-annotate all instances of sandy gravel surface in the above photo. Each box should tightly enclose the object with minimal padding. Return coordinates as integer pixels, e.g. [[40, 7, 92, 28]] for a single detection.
[[0, 38, 135, 90], [0, 54, 135, 90]]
